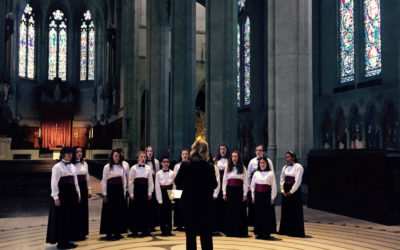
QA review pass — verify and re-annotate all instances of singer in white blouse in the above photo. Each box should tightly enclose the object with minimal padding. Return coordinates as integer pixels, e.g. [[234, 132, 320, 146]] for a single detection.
[[278, 151, 305, 237], [99, 150, 127, 240], [222, 151, 248, 237], [155, 156, 174, 236], [46, 147, 81, 249], [128, 151, 154, 236], [172, 149, 189, 231], [213, 144, 229, 232], [72, 146, 91, 240], [250, 156, 277, 239]]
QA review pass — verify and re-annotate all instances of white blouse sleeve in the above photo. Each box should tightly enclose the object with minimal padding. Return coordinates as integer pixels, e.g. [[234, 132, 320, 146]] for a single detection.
[[270, 172, 277, 200], [280, 166, 286, 193], [250, 172, 256, 199], [122, 168, 127, 195], [213, 165, 220, 198], [155, 172, 162, 204], [290, 164, 304, 194], [85, 162, 92, 195], [148, 168, 154, 195], [73, 169, 81, 197], [247, 161, 253, 186], [243, 167, 248, 196], [128, 166, 136, 198], [101, 165, 109, 195], [222, 167, 228, 195], [50, 165, 61, 200]]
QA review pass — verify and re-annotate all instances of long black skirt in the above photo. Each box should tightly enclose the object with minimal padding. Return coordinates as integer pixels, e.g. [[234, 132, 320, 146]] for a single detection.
[[129, 183, 150, 233], [247, 190, 254, 226], [223, 186, 248, 237], [46, 183, 78, 244], [99, 183, 126, 235], [254, 191, 276, 237], [173, 185, 184, 228], [75, 180, 89, 240], [212, 173, 224, 232], [278, 184, 305, 237]]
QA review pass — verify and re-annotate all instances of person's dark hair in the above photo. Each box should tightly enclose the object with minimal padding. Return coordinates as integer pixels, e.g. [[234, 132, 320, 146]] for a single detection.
[[256, 145, 266, 152], [227, 150, 244, 174], [145, 145, 156, 172], [215, 143, 230, 162], [108, 149, 122, 170], [59, 147, 73, 161], [116, 148, 125, 161], [177, 149, 190, 162], [160, 155, 170, 162], [256, 156, 271, 172], [285, 151, 299, 163], [72, 146, 85, 164]]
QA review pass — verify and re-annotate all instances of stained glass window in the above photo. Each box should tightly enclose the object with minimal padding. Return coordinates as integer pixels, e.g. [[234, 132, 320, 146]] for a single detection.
[[80, 10, 95, 81], [19, 4, 35, 79], [243, 17, 251, 106], [48, 9, 68, 81], [339, 0, 354, 83], [364, 0, 381, 77], [238, 0, 246, 13], [237, 24, 241, 107]]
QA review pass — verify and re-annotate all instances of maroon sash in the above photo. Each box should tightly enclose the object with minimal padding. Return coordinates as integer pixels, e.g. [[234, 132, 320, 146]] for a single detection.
[[59, 176, 74, 184], [161, 184, 173, 190], [77, 175, 86, 183], [228, 179, 243, 187], [107, 177, 122, 184], [255, 184, 271, 192], [285, 176, 295, 185], [134, 178, 148, 185]]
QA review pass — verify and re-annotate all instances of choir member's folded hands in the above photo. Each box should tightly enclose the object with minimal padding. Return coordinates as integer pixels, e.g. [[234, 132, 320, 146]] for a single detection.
[[55, 199, 61, 207], [252, 198, 255, 204], [148, 195, 152, 201], [242, 195, 247, 202], [103, 195, 108, 203], [130, 195, 134, 201], [270, 199, 274, 205], [78, 196, 81, 203], [223, 194, 227, 201]]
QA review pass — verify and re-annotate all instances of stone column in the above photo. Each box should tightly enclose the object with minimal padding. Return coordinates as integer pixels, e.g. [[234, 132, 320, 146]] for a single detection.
[[121, 0, 140, 159], [0, 0, 4, 71], [205, 0, 238, 153], [267, 0, 277, 168], [170, 0, 196, 160], [269, 0, 313, 167], [147, 0, 170, 157]]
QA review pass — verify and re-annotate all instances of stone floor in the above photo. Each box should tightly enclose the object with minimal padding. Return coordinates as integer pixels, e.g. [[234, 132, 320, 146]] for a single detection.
[[0, 176, 399, 250]]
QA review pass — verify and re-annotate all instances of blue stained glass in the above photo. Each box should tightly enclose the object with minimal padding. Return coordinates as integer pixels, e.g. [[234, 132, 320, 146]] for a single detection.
[[364, 0, 381, 77], [340, 0, 354, 83], [243, 17, 250, 106]]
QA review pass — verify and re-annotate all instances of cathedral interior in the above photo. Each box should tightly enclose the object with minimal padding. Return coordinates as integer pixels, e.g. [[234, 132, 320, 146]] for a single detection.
[[0, 0, 399, 249]]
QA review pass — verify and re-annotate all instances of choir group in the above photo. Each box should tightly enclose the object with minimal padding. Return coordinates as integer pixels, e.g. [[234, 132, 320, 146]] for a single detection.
[[46, 143, 305, 249]]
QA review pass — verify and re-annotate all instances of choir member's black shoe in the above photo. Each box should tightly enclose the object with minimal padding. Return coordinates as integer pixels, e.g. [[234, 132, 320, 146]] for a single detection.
[[56, 243, 68, 249], [161, 232, 173, 236], [141, 232, 151, 237], [256, 235, 266, 240], [105, 234, 114, 240], [67, 242, 77, 248], [128, 232, 139, 237], [113, 234, 123, 240]]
